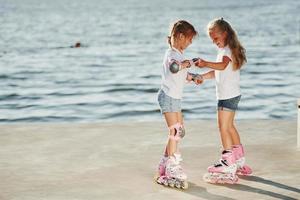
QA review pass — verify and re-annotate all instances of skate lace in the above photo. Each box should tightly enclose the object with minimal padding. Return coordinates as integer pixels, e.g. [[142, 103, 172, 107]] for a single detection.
[[214, 159, 227, 167]]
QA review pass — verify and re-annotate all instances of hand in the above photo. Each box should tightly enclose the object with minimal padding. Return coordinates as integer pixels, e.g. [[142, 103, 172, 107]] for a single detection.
[[195, 59, 206, 68], [194, 78, 203, 85], [186, 73, 194, 82], [194, 75, 204, 85], [181, 60, 191, 69]]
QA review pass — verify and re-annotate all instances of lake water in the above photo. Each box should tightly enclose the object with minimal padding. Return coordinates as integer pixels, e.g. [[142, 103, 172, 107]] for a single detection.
[[0, 0, 299, 123]]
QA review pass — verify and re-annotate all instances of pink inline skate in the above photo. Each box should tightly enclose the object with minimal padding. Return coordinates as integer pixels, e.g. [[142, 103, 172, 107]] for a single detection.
[[203, 150, 238, 184], [232, 144, 252, 176], [157, 156, 168, 177], [155, 155, 188, 189]]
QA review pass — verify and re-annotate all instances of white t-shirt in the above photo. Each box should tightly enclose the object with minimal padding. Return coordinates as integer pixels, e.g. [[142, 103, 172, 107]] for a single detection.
[[214, 46, 241, 100], [160, 48, 188, 99]]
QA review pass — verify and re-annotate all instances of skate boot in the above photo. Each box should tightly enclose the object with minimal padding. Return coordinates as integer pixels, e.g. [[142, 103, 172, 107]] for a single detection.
[[156, 156, 168, 177], [156, 155, 188, 189], [154, 155, 168, 183], [203, 150, 238, 184], [232, 144, 252, 176]]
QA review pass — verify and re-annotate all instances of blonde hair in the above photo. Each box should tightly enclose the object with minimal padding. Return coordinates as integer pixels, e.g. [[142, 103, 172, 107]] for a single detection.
[[168, 20, 198, 47], [208, 18, 247, 70]]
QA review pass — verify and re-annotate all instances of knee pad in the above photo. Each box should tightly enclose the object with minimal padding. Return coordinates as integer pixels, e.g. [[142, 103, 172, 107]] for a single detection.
[[179, 125, 185, 138], [168, 123, 185, 141]]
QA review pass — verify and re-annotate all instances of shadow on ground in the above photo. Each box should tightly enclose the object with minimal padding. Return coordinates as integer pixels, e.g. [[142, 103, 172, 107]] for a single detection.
[[240, 175, 300, 194], [223, 175, 300, 200], [183, 182, 237, 200], [179, 176, 300, 200]]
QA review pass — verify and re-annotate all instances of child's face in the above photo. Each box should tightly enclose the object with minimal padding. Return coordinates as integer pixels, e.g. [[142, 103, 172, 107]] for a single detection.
[[209, 28, 227, 48], [179, 34, 193, 50]]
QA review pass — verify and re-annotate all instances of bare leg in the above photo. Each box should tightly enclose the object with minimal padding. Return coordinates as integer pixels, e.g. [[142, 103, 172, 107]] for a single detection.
[[163, 112, 179, 156], [229, 124, 241, 145], [217, 110, 235, 150], [176, 112, 184, 154], [223, 110, 241, 145], [177, 112, 184, 124]]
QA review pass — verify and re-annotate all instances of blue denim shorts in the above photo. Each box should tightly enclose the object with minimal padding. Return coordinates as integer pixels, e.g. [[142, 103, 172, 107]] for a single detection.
[[157, 89, 181, 113], [218, 95, 241, 112]]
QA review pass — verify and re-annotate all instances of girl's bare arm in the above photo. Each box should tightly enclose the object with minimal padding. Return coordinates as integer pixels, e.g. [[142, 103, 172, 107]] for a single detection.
[[202, 70, 215, 79], [196, 56, 231, 70]]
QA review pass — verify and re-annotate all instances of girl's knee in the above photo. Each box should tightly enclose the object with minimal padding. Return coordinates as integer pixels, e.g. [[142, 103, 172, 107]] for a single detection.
[[168, 123, 183, 141], [218, 125, 230, 133], [228, 126, 235, 133]]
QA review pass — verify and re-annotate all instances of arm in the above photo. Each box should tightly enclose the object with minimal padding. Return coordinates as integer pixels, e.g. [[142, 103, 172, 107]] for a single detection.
[[181, 60, 193, 69], [169, 59, 195, 73], [196, 56, 231, 71], [201, 70, 215, 79]]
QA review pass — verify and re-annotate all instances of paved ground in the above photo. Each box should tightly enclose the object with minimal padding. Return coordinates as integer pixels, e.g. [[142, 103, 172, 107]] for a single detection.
[[0, 120, 299, 200]]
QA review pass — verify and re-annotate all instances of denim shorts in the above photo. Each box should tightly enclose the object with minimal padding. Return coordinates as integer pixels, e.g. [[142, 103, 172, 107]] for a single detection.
[[157, 89, 181, 113], [218, 95, 241, 112]]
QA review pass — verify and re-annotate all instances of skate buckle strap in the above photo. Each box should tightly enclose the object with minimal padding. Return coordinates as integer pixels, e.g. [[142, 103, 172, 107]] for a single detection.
[[174, 153, 183, 163], [214, 159, 227, 167], [221, 151, 236, 165], [221, 159, 229, 166]]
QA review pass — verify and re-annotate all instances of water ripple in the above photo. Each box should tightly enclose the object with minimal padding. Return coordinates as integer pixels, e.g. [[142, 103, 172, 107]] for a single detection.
[[0, 0, 298, 123]]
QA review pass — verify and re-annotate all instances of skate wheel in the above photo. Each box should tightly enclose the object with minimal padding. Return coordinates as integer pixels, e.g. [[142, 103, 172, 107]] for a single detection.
[[203, 173, 238, 184], [169, 183, 175, 187], [227, 174, 239, 184], [175, 180, 181, 188], [163, 179, 169, 186], [156, 176, 166, 186], [154, 173, 160, 182], [181, 181, 189, 189], [203, 173, 212, 183], [168, 179, 175, 188]]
